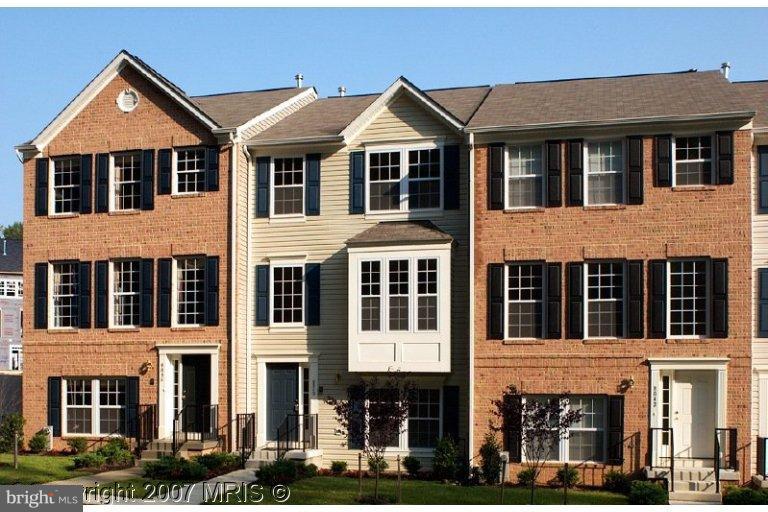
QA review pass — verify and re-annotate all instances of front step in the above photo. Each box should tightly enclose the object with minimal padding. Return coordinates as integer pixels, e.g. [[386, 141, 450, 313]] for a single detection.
[[669, 491, 722, 503], [673, 480, 716, 493], [140, 439, 220, 461]]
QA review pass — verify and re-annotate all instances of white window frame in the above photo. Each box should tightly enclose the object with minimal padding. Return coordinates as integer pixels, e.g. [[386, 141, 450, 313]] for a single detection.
[[360, 259, 383, 333], [49, 262, 79, 330], [503, 262, 545, 340], [49, 156, 81, 215], [109, 259, 141, 329], [109, 152, 142, 212], [365, 387, 443, 453], [172, 147, 207, 195], [583, 261, 626, 340], [504, 143, 545, 210], [62, 378, 127, 437], [269, 262, 305, 328], [270, 156, 305, 218], [364, 143, 444, 215], [666, 258, 710, 339], [0, 278, 23, 298], [583, 139, 626, 206], [671, 134, 714, 187], [172, 256, 206, 328], [9, 344, 22, 371]]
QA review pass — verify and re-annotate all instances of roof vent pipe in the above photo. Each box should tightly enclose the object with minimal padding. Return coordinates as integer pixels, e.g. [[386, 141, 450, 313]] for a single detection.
[[721, 62, 731, 79], [2, 239, 6, 257], [338, 86, 346, 97], [294, 73, 304, 88]]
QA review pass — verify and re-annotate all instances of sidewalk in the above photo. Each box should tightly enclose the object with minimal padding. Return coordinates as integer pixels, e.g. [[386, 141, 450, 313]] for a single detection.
[[49, 465, 144, 487], [115, 468, 255, 506]]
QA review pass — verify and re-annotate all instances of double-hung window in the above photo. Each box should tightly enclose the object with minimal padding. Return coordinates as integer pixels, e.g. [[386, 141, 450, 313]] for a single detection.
[[272, 157, 304, 216], [111, 260, 140, 328], [367, 146, 443, 213], [369, 151, 402, 211], [52, 262, 79, 328], [674, 136, 712, 186], [585, 141, 624, 205], [65, 378, 92, 435], [668, 259, 708, 337], [175, 148, 207, 194], [506, 144, 543, 208], [506, 263, 543, 339], [585, 262, 625, 338], [388, 260, 410, 331], [0, 279, 22, 297], [112, 152, 141, 211], [271, 264, 304, 326], [64, 378, 127, 436], [361, 261, 382, 331], [52, 157, 81, 214], [367, 387, 442, 451], [408, 149, 441, 210], [175, 257, 205, 326]]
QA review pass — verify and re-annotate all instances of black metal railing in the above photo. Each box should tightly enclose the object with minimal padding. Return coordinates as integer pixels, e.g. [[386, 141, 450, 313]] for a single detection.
[[136, 404, 158, 453], [714, 427, 738, 493], [649, 427, 675, 492], [172, 404, 219, 455], [276, 414, 318, 459], [758, 436, 768, 477], [236, 413, 256, 467]]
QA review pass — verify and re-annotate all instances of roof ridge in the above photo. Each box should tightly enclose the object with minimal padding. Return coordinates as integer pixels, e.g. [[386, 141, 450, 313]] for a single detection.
[[191, 86, 306, 98], [424, 84, 491, 92], [510, 68, 704, 86]]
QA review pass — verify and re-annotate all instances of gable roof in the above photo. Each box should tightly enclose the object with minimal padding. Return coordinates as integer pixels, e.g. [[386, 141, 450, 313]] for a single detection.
[[467, 70, 755, 131], [191, 87, 314, 129], [346, 220, 453, 247], [0, 239, 22, 274], [734, 81, 768, 130]]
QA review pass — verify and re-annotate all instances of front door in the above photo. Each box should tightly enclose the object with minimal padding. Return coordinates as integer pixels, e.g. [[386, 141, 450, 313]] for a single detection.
[[181, 355, 211, 433], [267, 364, 299, 441], [673, 370, 716, 459]]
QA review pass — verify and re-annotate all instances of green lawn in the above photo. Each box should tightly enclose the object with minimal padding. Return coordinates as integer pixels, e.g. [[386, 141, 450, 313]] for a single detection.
[[0, 454, 90, 484], [210, 476, 628, 505]]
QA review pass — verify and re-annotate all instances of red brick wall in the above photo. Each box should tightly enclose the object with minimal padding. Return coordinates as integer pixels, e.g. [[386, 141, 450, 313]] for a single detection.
[[22, 66, 230, 448], [473, 131, 752, 484]]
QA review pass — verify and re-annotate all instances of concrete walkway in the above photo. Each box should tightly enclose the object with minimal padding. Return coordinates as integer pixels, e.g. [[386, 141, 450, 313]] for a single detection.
[[114, 468, 256, 506], [49, 465, 144, 487]]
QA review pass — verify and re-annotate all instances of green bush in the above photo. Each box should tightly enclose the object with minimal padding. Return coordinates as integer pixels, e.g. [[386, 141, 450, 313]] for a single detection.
[[143, 455, 207, 481], [403, 456, 421, 477], [195, 452, 240, 472], [628, 481, 668, 505], [330, 460, 347, 475], [479, 433, 502, 484], [556, 466, 580, 488], [73, 452, 107, 469], [432, 437, 458, 481], [28, 429, 49, 454], [603, 470, 632, 494], [517, 468, 536, 487], [256, 458, 299, 486], [723, 487, 768, 505], [0, 413, 25, 453], [67, 437, 88, 454], [367, 455, 389, 473], [297, 463, 318, 479], [96, 438, 133, 466]]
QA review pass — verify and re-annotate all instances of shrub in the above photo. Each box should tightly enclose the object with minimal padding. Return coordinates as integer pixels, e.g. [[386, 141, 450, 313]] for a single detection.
[[432, 437, 458, 481], [195, 452, 240, 472], [402, 456, 421, 477], [297, 463, 318, 479], [723, 487, 768, 505], [517, 468, 536, 487], [330, 460, 347, 475], [479, 433, 502, 484], [603, 470, 632, 494], [0, 413, 25, 453], [96, 438, 133, 466], [367, 455, 389, 473], [628, 481, 668, 505], [73, 452, 107, 469], [67, 437, 88, 454], [556, 466, 579, 488], [256, 458, 299, 486], [28, 429, 49, 454], [143, 455, 207, 481]]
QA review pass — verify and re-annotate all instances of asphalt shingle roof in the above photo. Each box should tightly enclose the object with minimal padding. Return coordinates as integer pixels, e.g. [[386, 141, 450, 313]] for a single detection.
[[734, 81, 768, 129], [191, 88, 311, 128], [0, 239, 22, 274], [346, 221, 453, 247]]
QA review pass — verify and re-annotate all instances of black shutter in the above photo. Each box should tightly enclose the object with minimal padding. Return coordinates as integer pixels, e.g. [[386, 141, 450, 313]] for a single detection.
[[759, 147, 768, 213], [443, 144, 460, 210], [716, 131, 734, 185], [157, 258, 172, 327], [545, 141, 562, 206], [126, 377, 139, 437], [626, 260, 644, 338], [158, 149, 172, 195], [567, 140, 583, 206], [759, 268, 768, 337], [95, 260, 108, 328], [305, 263, 320, 326], [305, 153, 321, 216], [654, 135, 672, 187], [35, 158, 49, 216], [206, 147, 219, 192], [349, 151, 365, 214], [204, 256, 220, 326], [488, 144, 504, 210], [141, 150, 155, 210], [648, 260, 667, 338], [78, 261, 91, 328], [627, 136, 644, 204], [34, 262, 48, 329], [606, 395, 625, 465], [567, 262, 583, 339], [503, 394, 522, 463], [545, 262, 561, 339], [256, 156, 270, 218], [140, 259, 154, 327], [47, 377, 62, 436], [488, 263, 505, 339], [255, 264, 269, 326], [80, 154, 92, 214], [96, 153, 109, 213], [442, 385, 460, 441], [710, 258, 728, 338], [347, 385, 366, 449]]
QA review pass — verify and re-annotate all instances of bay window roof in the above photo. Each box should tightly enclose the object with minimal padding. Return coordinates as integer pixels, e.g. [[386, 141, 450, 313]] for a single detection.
[[345, 221, 453, 248]]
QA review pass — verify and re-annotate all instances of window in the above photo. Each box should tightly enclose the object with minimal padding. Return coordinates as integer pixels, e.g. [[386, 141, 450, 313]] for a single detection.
[[272, 157, 304, 216], [99, 378, 126, 435], [52, 262, 79, 328], [176, 257, 205, 326], [272, 265, 303, 325], [367, 146, 443, 213], [65, 378, 92, 435], [408, 388, 441, 448], [361, 261, 381, 331], [389, 260, 409, 331], [759, 146, 768, 214], [9, 345, 22, 371], [417, 259, 438, 331], [175, 148, 206, 194], [0, 279, 22, 297], [586, 262, 625, 338], [506, 144, 543, 208], [52, 157, 81, 214], [112, 260, 140, 328], [668, 259, 708, 337], [112, 153, 141, 211], [64, 378, 127, 436], [674, 136, 712, 186], [506, 263, 543, 339], [585, 141, 624, 205]]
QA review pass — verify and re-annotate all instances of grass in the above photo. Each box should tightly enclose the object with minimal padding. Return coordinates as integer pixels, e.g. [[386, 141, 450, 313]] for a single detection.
[[84, 477, 197, 501], [209, 476, 629, 505], [0, 453, 90, 484]]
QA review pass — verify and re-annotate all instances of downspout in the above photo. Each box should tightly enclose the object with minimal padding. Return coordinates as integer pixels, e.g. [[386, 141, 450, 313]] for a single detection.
[[242, 145, 254, 418], [468, 131, 476, 463], [228, 138, 238, 451]]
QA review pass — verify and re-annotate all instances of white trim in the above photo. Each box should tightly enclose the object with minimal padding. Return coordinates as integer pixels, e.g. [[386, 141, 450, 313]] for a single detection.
[[583, 139, 626, 207], [172, 147, 208, 196], [269, 155, 306, 219], [647, 357, 730, 371], [665, 259, 710, 340], [671, 133, 715, 187], [468, 131, 476, 461], [583, 260, 626, 340], [269, 262, 306, 328], [61, 377, 131, 437], [109, 152, 142, 213], [233, 88, 317, 137], [503, 143, 546, 210], [8, 344, 22, 372], [503, 262, 545, 341]]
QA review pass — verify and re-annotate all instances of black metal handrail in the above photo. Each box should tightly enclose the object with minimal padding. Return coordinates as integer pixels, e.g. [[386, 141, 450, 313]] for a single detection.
[[276, 413, 318, 459], [649, 426, 675, 492], [236, 413, 256, 467], [135, 404, 158, 456], [758, 436, 768, 477], [173, 404, 219, 455], [714, 427, 738, 493]]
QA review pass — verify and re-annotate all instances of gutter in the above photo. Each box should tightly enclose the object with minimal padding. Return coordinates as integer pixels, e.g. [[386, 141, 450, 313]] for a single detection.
[[228, 140, 238, 451], [467, 131, 476, 464]]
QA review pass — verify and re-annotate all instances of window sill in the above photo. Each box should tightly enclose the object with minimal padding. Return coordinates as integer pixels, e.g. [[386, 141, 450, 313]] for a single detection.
[[268, 325, 307, 334], [671, 185, 716, 192], [47, 328, 79, 334], [583, 204, 626, 211], [48, 213, 79, 219], [171, 325, 206, 332], [108, 210, 141, 216], [665, 337, 712, 344], [269, 216, 306, 225], [171, 192, 207, 199], [108, 327, 140, 333], [502, 338, 545, 345], [582, 338, 627, 345], [503, 207, 546, 214]]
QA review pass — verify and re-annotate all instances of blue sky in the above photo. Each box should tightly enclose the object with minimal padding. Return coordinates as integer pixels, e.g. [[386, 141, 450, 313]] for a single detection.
[[1, 7, 767, 226]]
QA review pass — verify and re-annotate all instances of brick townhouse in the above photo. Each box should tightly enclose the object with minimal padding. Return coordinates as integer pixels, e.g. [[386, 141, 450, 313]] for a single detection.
[[467, 69, 755, 499]]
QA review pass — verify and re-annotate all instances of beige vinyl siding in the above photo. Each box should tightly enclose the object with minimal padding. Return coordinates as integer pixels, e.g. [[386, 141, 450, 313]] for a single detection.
[[753, 132, 768, 475], [246, 92, 470, 465]]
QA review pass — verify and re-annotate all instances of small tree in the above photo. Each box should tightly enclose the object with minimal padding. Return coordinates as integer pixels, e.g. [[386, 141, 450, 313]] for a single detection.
[[1, 222, 22, 240], [491, 385, 583, 504], [327, 372, 413, 501]]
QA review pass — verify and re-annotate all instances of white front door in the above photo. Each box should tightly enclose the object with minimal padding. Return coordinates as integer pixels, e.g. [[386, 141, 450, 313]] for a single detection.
[[672, 370, 716, 459]]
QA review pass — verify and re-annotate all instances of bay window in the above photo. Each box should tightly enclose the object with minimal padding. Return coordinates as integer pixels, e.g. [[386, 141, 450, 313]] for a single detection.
[[361, 261, 381, 331], [367, 145, 443, 213]]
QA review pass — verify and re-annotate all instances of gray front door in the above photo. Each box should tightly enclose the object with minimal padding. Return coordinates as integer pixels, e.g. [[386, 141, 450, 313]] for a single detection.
[[267, 364, 299, 441]]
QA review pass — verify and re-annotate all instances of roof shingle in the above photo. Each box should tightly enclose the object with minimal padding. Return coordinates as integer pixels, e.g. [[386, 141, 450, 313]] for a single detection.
[[734, 81, 768, 129], [346, 221, 453, 247], [0, 239, 22, 274], [191, 88, 311, 128]]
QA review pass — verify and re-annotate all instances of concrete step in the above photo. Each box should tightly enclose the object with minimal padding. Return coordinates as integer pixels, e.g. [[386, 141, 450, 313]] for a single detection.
[[674, 468, 716, 482], [669, 491, 722, 503], [672, 480, 716, 493]]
